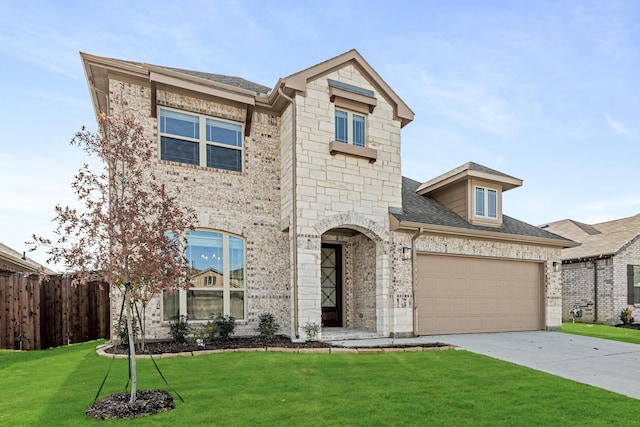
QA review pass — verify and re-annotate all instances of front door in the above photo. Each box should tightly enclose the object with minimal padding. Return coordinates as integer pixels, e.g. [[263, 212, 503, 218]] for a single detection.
[[321, 244, 343, 327]]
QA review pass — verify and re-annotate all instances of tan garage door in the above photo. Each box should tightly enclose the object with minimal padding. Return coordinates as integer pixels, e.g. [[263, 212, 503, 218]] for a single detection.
[[416, 254, 542, 335]]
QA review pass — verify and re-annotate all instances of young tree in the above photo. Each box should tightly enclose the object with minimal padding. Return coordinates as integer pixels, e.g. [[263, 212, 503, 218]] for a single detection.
[[32, 91, 196, 403]]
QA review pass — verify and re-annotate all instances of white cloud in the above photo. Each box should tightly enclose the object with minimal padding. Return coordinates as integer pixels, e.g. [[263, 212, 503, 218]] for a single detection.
[[605, 115, 633, 137]]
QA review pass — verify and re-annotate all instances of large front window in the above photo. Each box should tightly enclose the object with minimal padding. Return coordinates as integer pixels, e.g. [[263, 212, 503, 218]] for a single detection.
[[159, 108, 243, 172], [335, 109, 365, 147], [475, 186, 497, 219], [163, 230, 245, 321]]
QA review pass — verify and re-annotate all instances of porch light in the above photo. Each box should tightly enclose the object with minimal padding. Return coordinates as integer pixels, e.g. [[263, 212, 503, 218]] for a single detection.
[[402, 247, 411, 260]]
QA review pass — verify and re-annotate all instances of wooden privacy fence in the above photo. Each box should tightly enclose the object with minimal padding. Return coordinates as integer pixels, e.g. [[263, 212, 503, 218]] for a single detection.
[[0, 274, 110, 350]]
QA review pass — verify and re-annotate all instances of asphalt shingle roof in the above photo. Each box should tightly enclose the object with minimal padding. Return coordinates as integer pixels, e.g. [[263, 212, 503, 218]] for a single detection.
[[541, 215, 640, 260], [118, 59, 271, 95], [393, 176, 572, 242]]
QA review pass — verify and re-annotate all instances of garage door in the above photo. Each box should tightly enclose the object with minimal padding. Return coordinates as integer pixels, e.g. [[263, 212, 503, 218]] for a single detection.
[[415, 254, 542, 335]]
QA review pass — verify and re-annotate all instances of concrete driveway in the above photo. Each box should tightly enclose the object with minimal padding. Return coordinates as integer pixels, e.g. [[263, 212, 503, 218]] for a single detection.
[[332, 331, 640, 400], [422, 331, 640, 399]]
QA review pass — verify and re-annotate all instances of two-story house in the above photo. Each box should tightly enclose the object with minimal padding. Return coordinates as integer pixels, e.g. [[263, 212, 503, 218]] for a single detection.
[[81, 49, 574, 341]]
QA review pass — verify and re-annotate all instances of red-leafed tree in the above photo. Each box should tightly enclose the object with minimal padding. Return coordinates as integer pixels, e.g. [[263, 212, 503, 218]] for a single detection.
[[32, 91, 195, 403]]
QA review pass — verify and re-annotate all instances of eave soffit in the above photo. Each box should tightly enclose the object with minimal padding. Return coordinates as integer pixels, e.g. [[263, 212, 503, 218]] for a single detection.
[[416, 163, 523, 196]]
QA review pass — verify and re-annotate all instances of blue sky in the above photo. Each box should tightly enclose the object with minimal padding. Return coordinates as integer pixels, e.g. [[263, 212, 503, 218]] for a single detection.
[[1, 0, 639, 269]]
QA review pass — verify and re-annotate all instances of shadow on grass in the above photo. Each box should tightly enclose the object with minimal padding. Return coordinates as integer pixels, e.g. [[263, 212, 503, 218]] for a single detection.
[[38, 341, 186, 425]]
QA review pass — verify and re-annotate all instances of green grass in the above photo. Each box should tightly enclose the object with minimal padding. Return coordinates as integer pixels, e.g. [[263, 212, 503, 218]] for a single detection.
[[560, 321, 640, 344], [2, 341, 640, 426]]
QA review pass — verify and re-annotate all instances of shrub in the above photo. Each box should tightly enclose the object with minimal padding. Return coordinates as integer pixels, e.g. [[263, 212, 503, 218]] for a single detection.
[[168, 315, 190, 344], [256, 313, 280, 340], [114, 316, 138, 345], [303, 322, 320, 341], [212, 314, 235, 340], [620, 306, 634, 326], [199, 321, 221, 344]]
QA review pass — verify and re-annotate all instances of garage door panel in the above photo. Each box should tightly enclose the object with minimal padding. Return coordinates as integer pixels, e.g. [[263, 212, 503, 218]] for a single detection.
[[416, 255, 542, 335]]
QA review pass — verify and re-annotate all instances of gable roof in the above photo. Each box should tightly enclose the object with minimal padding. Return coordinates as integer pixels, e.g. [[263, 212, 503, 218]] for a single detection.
[[276, 49, 414, 127], [416, 161, 523, 196], [541, 214, 640, 261], [0, 242, 56, 274], [81, 49, 413, 128], [392, 177, 575, 247]]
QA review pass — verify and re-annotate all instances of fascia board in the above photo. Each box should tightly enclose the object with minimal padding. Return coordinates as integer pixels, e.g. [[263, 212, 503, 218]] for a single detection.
[[393, 220, 580, 248]]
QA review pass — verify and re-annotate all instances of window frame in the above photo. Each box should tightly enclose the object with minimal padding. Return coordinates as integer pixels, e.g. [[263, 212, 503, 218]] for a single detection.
[[162, 230, 246, 322], [474, 186, 498, 219], [159, 107, 244, 172], [628, 265, 640, 305], [334, 108, 367, 147]]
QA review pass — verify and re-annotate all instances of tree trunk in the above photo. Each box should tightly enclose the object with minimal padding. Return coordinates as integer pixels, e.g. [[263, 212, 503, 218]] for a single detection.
[[126, 295, 137, 404]]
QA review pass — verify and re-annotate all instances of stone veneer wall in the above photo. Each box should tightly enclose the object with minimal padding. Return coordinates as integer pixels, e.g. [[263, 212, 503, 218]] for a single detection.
[[289, 64, 403, 337], [107, 80, 290, 340], [391, 232, 564, 332]]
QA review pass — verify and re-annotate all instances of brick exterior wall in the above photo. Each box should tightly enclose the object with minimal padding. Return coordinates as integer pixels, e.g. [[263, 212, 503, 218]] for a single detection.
[[108, 80, 290, 340], [561, 237, 640, 325], [613, 238, 640, 322], [561, 259, 614, 323]]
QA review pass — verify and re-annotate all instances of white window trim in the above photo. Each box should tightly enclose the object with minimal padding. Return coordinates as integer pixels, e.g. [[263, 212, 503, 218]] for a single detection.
[[474, 186, 498, 219], [334, 108, 367, 147], [158, 107, 244, 172], [161, 231, 246, 322]]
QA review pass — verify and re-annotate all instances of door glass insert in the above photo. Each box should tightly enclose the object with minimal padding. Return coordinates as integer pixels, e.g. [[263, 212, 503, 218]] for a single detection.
[[321, 247, 337, 308]]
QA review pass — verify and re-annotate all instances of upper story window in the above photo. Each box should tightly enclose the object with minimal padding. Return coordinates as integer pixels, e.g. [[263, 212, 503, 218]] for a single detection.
[[163, 230, 245, 321], [159, 108, 243, 172], [335, 109, 366, 147], [475, 186, 497, 219]]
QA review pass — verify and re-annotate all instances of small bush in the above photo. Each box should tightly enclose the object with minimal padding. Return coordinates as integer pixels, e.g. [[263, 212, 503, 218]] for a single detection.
[[256, 313, 280, 340], [168, 315, 190, 344], [199, 321, 221, 344], [620, 306, 634, 326], [303, 322, 320, 341], [114, 316, 138, 345], [212, 314, 235, 340]]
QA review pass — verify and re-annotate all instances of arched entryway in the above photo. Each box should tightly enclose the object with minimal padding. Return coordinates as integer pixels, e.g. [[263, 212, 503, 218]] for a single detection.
[[312, 212, 389, 338]]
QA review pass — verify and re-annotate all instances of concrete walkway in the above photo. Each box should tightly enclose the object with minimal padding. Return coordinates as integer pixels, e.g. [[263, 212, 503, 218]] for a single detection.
[[329, 331, 640, 400]]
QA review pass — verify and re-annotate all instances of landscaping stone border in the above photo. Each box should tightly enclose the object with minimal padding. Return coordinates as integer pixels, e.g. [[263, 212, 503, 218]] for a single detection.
[[96, 344, 456, 358]]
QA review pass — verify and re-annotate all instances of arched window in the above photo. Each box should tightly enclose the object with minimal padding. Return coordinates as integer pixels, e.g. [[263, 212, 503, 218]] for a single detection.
[[163, 230, 245, 321]]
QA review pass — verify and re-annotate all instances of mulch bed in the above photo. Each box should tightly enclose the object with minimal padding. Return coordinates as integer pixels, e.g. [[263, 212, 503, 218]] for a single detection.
[[615, 323, 640, 330], [86, 389, 174, 420], [104, 335, 331, 355]]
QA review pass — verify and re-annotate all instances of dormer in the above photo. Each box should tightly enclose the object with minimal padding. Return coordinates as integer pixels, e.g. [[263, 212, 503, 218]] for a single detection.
[[416, 162, 522, 228]]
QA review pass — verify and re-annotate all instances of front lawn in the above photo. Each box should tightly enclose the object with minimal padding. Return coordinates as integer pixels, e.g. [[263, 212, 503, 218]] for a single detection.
[[2, 341, 640, 426], [560, 322, 640, 344]]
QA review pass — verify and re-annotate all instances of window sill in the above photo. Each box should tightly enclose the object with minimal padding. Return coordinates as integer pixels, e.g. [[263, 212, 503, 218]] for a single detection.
[[329, 140, 377, 163]]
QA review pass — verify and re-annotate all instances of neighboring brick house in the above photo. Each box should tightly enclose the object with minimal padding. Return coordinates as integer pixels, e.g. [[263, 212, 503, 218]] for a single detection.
[[81, 49, 574, 341], [540, 215, 640, 324]]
